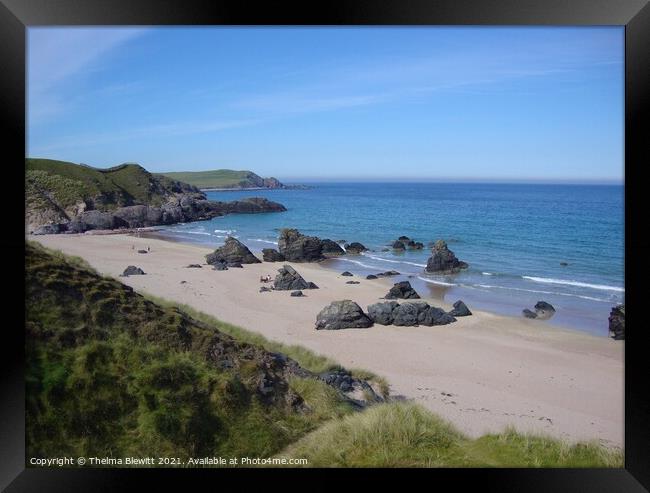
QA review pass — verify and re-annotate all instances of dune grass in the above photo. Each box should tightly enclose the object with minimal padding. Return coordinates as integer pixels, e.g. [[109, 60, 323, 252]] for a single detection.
[[280, 401, 623, 468], [145, 294, 390, 396]]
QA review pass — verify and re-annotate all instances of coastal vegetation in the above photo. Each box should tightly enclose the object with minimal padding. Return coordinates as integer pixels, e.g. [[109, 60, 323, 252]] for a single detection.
[[158, 169, 285, 190], [25, 158, 286, 235], [25, 241, 622, 467]]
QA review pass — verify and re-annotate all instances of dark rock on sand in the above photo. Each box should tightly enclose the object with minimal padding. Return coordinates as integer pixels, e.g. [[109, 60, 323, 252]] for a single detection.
[[212, 263, 228, 271], [206, 236, 261, 265], [418, 305, 456, 326], [391, 303, 421, 326], [137, 249, 148, 254], [274, 265, 318, 291], [534, 301, 556, 319], [315, 300, 373, 330], [608, 304, 625, 340], [448, 300, 472, 317], [262, 248, 285, 262], [523, 309, 538, 319], [385, 281, 420, 300], [366, 274, 378, 280], [278, 228, 343, 262], [341, 271, 354, 276], [367, 301, 399, 325], [121, 265, 145, 276], [259, 286, 272, 292], [346, 281, 360, 285], [186, 264, 202, 268], [392, 240, 406, 250], [425, 240, 469, 274], [291, 290, 304, 297], [321, 239, 346, 257], [346, 242, 368, 254], [226, 262, 243, 268]]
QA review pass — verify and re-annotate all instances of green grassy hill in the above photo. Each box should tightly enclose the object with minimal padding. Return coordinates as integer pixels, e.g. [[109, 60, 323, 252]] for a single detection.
[[25, 242, 622, 467], [26, 158, 199, 212], [159, 169, 284, 189]]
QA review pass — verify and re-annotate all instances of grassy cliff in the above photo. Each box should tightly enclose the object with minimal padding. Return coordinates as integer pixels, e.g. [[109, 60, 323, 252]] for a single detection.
[[159, 169, 284, 189]]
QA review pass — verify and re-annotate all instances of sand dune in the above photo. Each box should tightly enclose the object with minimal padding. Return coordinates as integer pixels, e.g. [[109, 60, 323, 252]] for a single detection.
[[31, 233, 624, 448]]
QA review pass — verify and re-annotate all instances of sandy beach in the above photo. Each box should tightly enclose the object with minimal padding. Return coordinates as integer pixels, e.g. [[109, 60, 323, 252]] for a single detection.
[[30, 233, 624, 448]]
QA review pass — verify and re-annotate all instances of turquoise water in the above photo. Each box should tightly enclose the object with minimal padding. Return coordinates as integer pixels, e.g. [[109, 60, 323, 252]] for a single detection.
[[158, 183, 624, 337]]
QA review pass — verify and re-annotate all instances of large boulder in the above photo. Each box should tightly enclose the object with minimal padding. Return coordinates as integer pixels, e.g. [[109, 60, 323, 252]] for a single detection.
[[278, 228, 326, 262], [425, 240, 468, 274], [384, 281, 420, 300], [418, 305, 456, 326], [206, 237, 261, 265], [392, 240, 406, 250], [320, 239, 346, 257], [448, 300, 472, 317], [315, 300, 373, 330], [346, 242, 368, 254], [262, 248, 285, 262], [391, 303, 421, 326], [121, 265, 145, 276], [367, 301, 399, 325], [608, 305, 625, 340], [273, 265, 318, 291]]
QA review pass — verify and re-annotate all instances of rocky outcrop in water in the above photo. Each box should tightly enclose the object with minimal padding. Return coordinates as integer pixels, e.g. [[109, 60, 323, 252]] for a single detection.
[[608, 305, 625, 340], [392, 240, 406, 250], [424, 240, 469, 274], [315, 300, 373, 330], [345, 242, 368, 254], [274, 265, 319, 291], [277, 229, 344, 262], [205, 237, 261, 266], [32, 196, 287, 234], [262, 248, 285, 262], [384, 281, 421, 300]]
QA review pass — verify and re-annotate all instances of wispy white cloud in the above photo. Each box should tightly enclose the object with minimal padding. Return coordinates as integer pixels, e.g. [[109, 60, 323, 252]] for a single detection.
[[28, 27, 149, 124], [30, 118, 262, 155]]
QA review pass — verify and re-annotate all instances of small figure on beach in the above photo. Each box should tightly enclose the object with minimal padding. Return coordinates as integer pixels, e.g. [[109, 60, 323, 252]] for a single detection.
[[147, 246, 150, 252], [260, 274, 272, 283]]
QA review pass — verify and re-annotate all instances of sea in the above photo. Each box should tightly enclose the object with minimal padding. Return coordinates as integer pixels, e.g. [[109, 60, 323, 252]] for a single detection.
[[156, 182, 624, 337]]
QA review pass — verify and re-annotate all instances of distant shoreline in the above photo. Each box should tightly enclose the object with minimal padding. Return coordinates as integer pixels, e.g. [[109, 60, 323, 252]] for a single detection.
[[201, 185, 310, 192]]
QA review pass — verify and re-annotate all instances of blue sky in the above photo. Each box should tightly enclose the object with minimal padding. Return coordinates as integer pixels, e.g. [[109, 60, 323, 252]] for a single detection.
[[27, 27, 624, 182]]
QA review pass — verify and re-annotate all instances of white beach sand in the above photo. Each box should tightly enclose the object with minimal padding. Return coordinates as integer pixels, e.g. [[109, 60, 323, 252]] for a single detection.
[[30, 233, 624, 448]]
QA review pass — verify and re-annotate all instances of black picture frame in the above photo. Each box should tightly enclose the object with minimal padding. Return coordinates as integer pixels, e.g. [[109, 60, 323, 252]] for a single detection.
[[2, 0, 648, 490]]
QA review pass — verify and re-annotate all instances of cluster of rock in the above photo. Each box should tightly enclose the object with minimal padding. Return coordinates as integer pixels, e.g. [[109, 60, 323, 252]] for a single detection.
[[424, 240, 469, 274], [343, 242, 368, 254], [121, 265, 145, 276], [317, 368, 383, 406], [608, 304, 625, 340], [32, 196, 287, 235], [522, 301, 556, 320], [273, 265, 319, 291], [384, 281, 420, 300], [315, 299, 472, 330], [391, 236, 424, 250], [277, 229, 345, 262]]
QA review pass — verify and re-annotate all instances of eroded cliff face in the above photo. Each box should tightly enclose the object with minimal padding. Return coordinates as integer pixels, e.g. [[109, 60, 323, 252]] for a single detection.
[[26, 159, 287, 234]]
